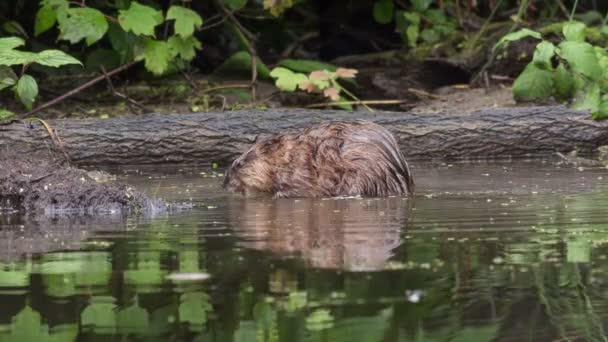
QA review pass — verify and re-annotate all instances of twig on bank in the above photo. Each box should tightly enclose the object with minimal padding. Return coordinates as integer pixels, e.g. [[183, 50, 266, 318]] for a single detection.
[[306, 99, 409, 108], [22, 118, 71, 164], [23, 61, 139, 117], [181, 70, 199, 90], [201, 84, 251, 94], [407, 88, 441, 100], [100, 65, 147, 113]]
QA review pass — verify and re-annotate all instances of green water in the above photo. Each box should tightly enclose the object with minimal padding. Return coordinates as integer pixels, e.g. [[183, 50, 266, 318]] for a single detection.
[[1, 160, 608, 342]]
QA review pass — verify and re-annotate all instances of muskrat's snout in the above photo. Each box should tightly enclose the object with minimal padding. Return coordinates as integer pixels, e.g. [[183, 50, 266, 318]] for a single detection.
[[222, 158, 246, 193]]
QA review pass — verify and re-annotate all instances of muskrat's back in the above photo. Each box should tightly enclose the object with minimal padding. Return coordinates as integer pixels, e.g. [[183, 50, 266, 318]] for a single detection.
[[223, 120, 414, 198]]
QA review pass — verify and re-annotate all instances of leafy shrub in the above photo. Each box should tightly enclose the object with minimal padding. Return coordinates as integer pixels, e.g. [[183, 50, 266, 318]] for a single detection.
[[496, 21, 608, 119], [0, 36, 81, 111], [373, 0, 457, 47], [270, 66, 359, 107]]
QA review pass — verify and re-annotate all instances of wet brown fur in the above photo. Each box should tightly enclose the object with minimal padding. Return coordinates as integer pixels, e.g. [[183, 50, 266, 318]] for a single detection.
[[223, 120, 414, 198]]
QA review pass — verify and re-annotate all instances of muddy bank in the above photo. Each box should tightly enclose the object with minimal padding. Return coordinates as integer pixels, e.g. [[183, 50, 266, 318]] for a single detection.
[[0, 151, 166, 215], [1, 105, 607, 165]]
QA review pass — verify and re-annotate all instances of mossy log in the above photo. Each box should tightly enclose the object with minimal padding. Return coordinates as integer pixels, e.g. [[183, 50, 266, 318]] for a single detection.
[[1, 106, 606, 166]]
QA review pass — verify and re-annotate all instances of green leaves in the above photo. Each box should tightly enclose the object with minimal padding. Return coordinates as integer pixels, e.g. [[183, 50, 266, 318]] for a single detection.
[[168, 36, 202, 61], [557, 41, 602, 81], [167, 5, 203, 37], [373, 0, 394, 24], [532, 41, 555, 69], [494, 28, 541, 52], [0, 109, 16, 121], [59, 7, 108, 45], [119, 2, 163, 36], [562, 21, 586, 42], [270, 67, 308, 91], [553, 64, 574, 100], [0, 67, 17, 91], [15, 75, 38, 110], [0, 37, 81, 68], [135, 39, 171, 75], [0, 37, 25, 50], [35, 5, 57, 36], [512, 64, 553, 101], [35, 50, 83, 67], [504, 19, 608, 119]]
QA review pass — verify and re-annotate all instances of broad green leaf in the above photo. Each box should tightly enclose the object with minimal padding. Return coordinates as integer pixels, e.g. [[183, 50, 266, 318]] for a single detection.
[[224, 0, 248, 10], [212, 51, 270, 79], [403, 11, 420, 25], [0, 109, 16, 121], [512, 63, 553, 101], [553, 64, 574, 101], [81, 301, 117, 330], [0, 66, 17, 91], [117, 304, 149, 333], [269, 67, 308, 91], [33, 50, 82, 67], [421, 28, 440, 43], [411, 0, 433, 11], [0, 37, 25, 50], [167, 5, 203, 37], [406, 25, 419, 48], [494, 28, 541, 52], [15, 75, 38, 110], [562, 21, 586, 42], [595, 101, 608, 120], [107, 23, 136, 63], [59, 8, 108, 45], [558, 41, 602, 81], [532, 41, 555, 69], [118, 2, 163, 36], [3, 21, 27, 38], [277, 59, 338, 73], [168, 35, 201, 60], [135, 39, 171, 75], [0, 50, 37, 66], [35, 5, 57, 36], [573, 83, 600, 114], [306, 309, 334, 332], [373, 0, 394, 24]]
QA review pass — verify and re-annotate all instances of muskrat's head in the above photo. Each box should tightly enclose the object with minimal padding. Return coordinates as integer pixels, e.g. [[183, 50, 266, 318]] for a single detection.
[[222, 139, 278, 197]]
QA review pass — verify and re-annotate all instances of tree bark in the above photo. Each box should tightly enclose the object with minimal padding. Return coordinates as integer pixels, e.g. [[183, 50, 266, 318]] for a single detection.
[[1, 106, 606, 166]]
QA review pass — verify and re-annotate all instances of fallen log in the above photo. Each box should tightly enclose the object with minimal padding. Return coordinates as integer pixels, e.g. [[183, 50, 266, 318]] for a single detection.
[[1, 106, 606, 165]]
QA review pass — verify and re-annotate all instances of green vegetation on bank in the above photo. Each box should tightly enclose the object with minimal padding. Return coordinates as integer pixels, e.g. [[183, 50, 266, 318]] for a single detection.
[[2, 1, 608, 118]]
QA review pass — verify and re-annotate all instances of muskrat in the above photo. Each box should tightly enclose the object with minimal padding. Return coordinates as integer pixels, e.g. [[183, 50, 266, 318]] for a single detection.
[[223, 120, 414, 198]]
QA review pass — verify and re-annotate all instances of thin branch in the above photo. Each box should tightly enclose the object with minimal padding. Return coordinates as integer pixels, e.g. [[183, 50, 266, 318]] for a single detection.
[[100, 65, 147, 112], [201, 84, 251, 94], [23, 61, 139, 117], [200, 16, 228, 31]]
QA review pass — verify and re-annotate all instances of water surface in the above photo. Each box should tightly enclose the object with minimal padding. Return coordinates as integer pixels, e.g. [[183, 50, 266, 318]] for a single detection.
[[1, 160, 608, 342]]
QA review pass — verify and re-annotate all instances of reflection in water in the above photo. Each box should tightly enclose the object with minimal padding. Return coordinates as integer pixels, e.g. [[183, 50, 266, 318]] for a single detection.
[[0, 161, 607, 341], [229, 197, 407, 271]]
